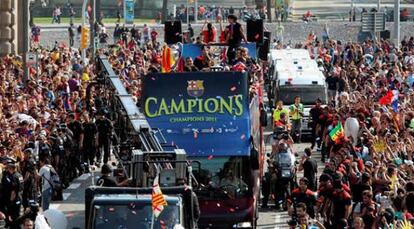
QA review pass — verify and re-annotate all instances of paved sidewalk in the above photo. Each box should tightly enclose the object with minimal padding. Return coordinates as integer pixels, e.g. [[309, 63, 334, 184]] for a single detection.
[[290, 0, 414, 21]]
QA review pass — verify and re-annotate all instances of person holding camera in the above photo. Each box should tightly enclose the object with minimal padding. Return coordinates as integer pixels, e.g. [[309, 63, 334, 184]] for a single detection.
[[272, 142, 296, 210]]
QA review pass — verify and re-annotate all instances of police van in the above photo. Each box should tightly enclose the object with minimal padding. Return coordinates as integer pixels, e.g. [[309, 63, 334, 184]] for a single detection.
[[268, 49, 328, 137]]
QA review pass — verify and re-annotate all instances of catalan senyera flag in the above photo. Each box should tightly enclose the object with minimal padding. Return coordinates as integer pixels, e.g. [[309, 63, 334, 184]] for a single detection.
[[152, 175, 168, 218], [329, 122, 344, 143], [161, 46, 175, 73]]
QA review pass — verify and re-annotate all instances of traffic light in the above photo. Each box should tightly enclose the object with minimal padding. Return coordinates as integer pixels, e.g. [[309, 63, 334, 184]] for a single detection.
[[80, 26, 90, 50]]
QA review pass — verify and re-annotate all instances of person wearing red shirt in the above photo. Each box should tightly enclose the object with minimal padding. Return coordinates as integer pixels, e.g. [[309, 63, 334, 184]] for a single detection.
[[331, 179, 352, 226], [150, 29, 158, 42], [289, 178, 317, 218], [201, 21, 216, 44]]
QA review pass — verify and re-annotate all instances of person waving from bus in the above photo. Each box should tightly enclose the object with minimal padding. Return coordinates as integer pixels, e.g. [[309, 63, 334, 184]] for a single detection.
[[201, 20, 217, 44]]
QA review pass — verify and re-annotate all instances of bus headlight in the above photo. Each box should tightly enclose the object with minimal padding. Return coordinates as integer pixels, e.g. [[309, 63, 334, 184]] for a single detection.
[[233, 222, 252, 228]]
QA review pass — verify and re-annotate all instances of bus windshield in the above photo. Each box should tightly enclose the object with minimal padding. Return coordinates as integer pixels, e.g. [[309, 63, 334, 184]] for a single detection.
[[93, 201, 181, 229], [192, 156, 253, 200], [278, 86, 327, 105]]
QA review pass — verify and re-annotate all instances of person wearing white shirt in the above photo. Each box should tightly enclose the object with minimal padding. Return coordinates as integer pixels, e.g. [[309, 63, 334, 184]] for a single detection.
[[38, 158, 53, 211]]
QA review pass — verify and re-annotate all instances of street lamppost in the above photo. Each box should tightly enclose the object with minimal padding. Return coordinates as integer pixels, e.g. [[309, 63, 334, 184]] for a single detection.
[[81, 0, 88, 65], [23, 0, 30, 85], [393, 0, 400, 48]]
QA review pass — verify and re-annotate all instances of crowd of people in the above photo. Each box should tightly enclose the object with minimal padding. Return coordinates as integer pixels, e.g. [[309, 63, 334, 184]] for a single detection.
[[3, 5, 414, 228], [0, 13, 264, 228], [170, 5, 267, 23], [269, 27, 414, 228], [0, 40, 117, 228]]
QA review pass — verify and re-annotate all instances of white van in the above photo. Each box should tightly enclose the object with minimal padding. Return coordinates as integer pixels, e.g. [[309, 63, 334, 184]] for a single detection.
[[268, 49, 328, 137]]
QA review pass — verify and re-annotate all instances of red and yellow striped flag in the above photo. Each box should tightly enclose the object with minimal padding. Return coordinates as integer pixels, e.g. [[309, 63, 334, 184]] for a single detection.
[[161, 46, 175, 73], [152, 175, 168, 217]]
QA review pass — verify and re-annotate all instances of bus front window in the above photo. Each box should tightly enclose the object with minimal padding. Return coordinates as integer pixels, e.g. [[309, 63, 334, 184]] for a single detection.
[[192, 156, 252, 200]]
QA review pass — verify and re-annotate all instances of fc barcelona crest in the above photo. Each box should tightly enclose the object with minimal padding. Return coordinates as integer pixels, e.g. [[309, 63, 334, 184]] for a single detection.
[[187, 80, 204, 97]]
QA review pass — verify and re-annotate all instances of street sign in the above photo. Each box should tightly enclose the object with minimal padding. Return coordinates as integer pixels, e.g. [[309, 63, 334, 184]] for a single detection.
[[26, 52, 37, 68], [361, 12, 385, 33]]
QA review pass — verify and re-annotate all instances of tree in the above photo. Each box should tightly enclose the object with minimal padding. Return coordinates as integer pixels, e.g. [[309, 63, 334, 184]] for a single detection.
[[267, 0, 272, 22]]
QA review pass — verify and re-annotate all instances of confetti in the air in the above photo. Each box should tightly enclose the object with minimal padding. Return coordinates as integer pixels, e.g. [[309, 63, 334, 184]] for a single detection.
[[208, 155, 214, 160], [240, 134, 246, 139], [151, 77, 156, 80]]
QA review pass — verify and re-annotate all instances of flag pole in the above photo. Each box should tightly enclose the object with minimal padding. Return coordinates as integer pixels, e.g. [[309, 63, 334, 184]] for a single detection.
[[150, 212, 155, 229], [187, 0, 190, 23], [151, 164, 160, 229]]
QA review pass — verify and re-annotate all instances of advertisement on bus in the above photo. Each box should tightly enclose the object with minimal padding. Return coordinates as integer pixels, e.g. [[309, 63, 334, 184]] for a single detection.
[[142, 71, 250, 156]]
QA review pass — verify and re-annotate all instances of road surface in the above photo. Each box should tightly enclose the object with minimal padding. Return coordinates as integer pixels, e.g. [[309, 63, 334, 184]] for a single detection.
[[48, 140, 324, 229]]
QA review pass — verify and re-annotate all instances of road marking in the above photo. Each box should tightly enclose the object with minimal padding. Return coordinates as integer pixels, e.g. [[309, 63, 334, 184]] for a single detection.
[[63, 193, 71, 201], [49, 204, 61, 210], [67, 183, 81, 189], [274, 211, 280, 229], [77, 173, 91, 181]]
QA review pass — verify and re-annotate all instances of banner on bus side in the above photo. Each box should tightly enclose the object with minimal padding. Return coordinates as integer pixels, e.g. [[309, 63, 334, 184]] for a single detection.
[[142, 72, 251, 156]]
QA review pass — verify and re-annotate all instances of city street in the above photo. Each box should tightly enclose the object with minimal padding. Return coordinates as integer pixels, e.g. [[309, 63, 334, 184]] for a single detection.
[[46, 140, 323, 229], [2, 0, 414, 228]]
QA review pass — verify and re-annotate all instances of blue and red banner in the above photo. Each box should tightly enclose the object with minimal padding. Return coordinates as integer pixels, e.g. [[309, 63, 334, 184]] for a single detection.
[[142, 72, 250, 156]]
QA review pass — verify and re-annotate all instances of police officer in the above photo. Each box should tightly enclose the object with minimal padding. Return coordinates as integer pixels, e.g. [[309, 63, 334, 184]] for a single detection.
[[95, 111, 113, 165], [20, 149, 37, 210], [37, 134, 51, 161], [1, 160, 23, 228]]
